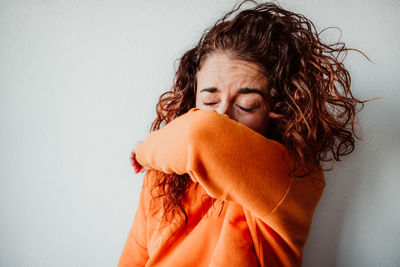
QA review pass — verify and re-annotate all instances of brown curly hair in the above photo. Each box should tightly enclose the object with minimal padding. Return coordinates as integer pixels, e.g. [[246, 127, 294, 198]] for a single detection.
[[144, 0, 377, 237]]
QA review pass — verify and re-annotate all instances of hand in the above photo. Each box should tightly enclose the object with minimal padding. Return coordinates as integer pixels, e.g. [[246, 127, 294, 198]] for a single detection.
[[130, 151, 145, 173], [130, 141, 146, 174]]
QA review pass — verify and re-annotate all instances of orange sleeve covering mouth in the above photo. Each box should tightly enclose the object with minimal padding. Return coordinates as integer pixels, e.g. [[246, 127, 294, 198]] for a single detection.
[[135, 107, 294, 220]]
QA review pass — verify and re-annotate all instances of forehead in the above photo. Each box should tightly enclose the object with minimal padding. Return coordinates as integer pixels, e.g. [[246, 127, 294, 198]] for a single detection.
[[196, 53, 268, 87]]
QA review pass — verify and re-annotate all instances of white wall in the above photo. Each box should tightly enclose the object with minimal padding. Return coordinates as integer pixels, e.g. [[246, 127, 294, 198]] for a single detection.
[[1, 0, 399, 266]]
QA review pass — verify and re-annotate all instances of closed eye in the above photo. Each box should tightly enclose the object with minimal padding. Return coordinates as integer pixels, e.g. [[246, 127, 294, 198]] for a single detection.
[[238, 106, 255, 112], [203, 102, 258, 113], [203, 102, 219, 105]]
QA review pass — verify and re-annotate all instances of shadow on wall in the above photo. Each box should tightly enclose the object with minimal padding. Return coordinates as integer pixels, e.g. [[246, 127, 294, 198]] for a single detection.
[[302, 96, 399, 266]]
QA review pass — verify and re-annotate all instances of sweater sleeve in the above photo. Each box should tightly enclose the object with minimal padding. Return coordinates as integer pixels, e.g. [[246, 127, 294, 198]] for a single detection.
[[135, 107, 296, 220]]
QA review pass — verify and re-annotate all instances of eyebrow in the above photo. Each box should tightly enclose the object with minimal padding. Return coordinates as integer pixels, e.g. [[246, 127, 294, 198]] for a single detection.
[[199, 87, 265, 97]]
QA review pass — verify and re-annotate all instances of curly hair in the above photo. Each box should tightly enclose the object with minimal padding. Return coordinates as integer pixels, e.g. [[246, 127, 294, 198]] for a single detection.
[[144, 0, 376, 238]]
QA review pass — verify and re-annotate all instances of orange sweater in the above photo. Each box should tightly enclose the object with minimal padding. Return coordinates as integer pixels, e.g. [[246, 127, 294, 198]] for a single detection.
[[118, 108, 325, 267]]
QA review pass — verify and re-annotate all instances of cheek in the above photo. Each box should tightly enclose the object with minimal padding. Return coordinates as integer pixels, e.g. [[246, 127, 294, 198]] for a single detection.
[[238, 113, 270, 135], [195, 92, 201, 108]]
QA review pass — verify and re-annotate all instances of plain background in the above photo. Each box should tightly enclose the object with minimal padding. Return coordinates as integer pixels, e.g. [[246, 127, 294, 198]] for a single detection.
[[1, 0, 399, 266]]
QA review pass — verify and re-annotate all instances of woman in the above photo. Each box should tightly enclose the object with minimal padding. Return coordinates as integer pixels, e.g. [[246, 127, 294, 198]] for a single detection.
[[119, 1, 372, 266]]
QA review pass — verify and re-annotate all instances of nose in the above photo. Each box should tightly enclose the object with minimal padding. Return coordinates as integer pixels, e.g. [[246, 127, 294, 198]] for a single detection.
[[215, 101, 236, 120], [215, 102, 228, 115]]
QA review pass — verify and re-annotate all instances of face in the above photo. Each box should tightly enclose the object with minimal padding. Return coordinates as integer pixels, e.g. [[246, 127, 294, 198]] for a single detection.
[[195, 53, 270, 136]]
